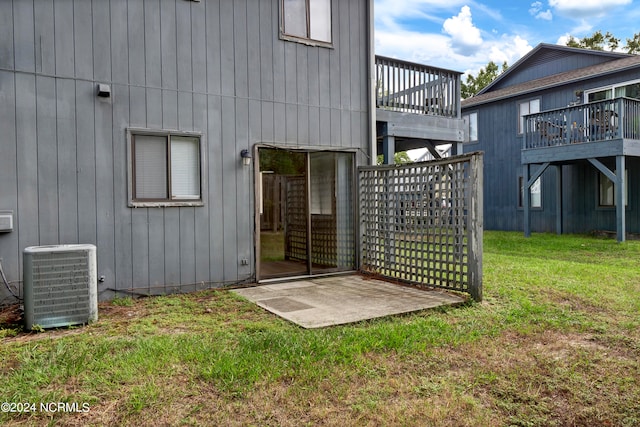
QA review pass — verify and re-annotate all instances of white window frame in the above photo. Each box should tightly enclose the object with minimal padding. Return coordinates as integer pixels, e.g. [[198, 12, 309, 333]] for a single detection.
[[280, 0, 332, 47], [518, 98, 540, 134], [598, 170, 628, 208], [585, 78, 640, 102], [463, 112, 478, 142], [127, 128, 204, 207], [519, 176, 542, 209]]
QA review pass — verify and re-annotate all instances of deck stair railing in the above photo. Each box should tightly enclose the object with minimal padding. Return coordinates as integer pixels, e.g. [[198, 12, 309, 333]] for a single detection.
[[375, 55, 461, 118], [524, 97, 640, 149]]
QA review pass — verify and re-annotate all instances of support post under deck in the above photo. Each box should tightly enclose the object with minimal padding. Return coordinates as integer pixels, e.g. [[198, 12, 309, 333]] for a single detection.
[[616, 155, 626, 243], [382, 123, 395, 165]]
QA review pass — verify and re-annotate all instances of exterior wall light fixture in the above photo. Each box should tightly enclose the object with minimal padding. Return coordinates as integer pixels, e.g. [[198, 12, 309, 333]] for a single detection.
[[240, 149, 252, 166]]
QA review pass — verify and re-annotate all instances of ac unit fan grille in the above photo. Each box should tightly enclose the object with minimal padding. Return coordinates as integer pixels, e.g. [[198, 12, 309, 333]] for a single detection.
[[31, 252, 91, 323]]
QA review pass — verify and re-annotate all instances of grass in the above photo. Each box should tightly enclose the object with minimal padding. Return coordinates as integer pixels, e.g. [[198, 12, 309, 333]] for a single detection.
[[260, 231, 286, 262], [1, 231, 639, 426]]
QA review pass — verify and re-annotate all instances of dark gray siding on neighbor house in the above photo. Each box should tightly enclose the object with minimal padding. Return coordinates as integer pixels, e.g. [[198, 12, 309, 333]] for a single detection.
[[562, 158, 640, 234], [0, 0, 370, 302], [464, 99, 561, 233], [464, 66, 640, 235]]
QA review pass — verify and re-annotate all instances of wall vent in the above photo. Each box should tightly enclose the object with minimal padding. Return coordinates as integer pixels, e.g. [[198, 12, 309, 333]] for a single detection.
[[0, 210, 13, 232], [23, 244, 98, 330]]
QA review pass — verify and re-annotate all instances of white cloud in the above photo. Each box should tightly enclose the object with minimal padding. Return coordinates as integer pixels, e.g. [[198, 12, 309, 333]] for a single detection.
[[375, 29, 453, 64], [559, 19, 595, 40], [536, 10, 553, 20], [375, 0, 466, 27], [374, 0, 465, 65], [529, 1, 542, 14], [549, 0, 632, 18], [488, 35, 533, 65], [556, 33, 572, 45], [442, 6, 483, 55], [373, 2, 534, 75], [529, 2, 553, 20]]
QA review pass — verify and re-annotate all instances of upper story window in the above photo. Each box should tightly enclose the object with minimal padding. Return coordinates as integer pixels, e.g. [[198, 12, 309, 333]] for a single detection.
[[586, 80, 640, 102], [127, 129, 203, 207], [588, 88, 612, 102], [518, 99, 540, 134], [463, 112, 478, 142], [281, 0, 332, 46]]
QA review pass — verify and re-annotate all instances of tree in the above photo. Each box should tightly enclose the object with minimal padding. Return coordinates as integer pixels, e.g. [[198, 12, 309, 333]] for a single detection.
[[565, 30, 640, 54], [624, 33, 640, 54], [376, 151, 412, 165], [565, 30, 619, 51], [461, 61, 508, 99]]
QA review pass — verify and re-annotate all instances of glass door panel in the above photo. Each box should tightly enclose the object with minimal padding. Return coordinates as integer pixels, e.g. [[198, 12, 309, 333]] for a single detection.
[[309, 152, 355, 274], [259, 148, 308, 279], [309, 152, 337, 272], [334, 152, 355, 270]]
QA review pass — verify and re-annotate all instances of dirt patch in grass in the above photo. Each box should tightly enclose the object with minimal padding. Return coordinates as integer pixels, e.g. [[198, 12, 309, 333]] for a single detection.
[[532, 330, 607, 358], [0, 301, 155, 345], [131, 329, 636, 427], [544, 288, 610, 315], [0, 304, 22, 325], [433, 329, 639, 426]]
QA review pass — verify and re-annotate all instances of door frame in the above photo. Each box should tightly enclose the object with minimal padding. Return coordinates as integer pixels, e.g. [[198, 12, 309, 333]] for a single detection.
[[253, 144, 358, 282]]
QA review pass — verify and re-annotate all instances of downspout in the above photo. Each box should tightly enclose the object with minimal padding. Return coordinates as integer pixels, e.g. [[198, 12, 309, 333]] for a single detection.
[[367, 0, 377, 165]]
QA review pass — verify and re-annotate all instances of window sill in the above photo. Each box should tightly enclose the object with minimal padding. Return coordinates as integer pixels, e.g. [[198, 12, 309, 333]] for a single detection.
[[596, 205, 630, 211], [517, 207, 543, 211], [129, 201, 204, 208], [279, 33, 333, 49]]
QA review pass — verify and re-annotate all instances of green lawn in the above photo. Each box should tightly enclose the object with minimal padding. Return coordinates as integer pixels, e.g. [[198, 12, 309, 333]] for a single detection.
[[260, 230, 285, 262], [1, 232, 639, 426]]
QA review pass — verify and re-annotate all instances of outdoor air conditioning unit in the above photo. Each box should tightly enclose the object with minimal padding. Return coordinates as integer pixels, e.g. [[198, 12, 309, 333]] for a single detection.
[[23, 244, 98, 330]]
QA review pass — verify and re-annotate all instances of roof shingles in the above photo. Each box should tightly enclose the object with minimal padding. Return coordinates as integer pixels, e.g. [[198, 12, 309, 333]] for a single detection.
[[462, 54, 640, 109]]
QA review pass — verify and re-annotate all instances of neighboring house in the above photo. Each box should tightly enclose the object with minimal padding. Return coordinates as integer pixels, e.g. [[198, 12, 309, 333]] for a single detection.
[[461, 43, 640, 241], [0, 0, 466, 304]]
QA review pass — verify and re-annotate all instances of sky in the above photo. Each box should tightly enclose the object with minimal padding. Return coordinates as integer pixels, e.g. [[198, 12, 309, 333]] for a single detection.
[[374, 0, 640, 76]]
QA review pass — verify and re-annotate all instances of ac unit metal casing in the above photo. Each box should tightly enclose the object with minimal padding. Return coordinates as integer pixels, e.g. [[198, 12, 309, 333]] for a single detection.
[[23, 244, 98, 330]]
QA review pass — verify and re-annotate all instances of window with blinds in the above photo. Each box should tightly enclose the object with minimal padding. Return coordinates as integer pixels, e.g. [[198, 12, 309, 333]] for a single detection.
[[129, 130, 202, 206]]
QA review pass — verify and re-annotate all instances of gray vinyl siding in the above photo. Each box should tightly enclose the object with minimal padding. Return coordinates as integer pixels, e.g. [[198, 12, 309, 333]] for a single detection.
[[0, 0, 370, 302]]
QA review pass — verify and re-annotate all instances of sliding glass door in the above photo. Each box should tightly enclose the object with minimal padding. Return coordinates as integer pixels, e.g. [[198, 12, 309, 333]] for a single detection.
[[257, 148, 355, 280]]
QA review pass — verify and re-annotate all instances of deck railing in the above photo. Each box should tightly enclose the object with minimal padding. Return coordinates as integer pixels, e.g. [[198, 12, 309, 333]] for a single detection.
[[375, 55, 462, 118], [524, 97, 640, 149]]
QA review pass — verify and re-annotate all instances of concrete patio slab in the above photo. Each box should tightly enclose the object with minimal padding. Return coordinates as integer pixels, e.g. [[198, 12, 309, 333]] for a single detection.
[[232, 275, 466, 328]]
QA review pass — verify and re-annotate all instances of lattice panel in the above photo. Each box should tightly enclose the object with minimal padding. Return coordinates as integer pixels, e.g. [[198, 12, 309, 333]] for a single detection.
[[311, 215, 337, 267], [359, 153, 483, 301], [284, 176, 307, 261]]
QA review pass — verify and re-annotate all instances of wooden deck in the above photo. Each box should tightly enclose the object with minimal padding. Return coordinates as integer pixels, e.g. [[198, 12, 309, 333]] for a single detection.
[[374, 55, 466, 161], [522, 137, 640, 164], [522, 97, 640, 164]]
